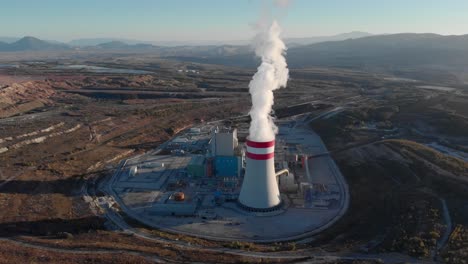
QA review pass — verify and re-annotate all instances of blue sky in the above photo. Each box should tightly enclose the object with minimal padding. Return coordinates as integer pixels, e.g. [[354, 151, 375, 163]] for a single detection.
[[2, 0, 468, 42]]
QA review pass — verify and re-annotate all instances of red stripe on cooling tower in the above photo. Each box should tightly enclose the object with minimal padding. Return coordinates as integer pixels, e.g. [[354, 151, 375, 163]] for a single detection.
[[246, 152, 274, 160], [246, 139, 275, 148]]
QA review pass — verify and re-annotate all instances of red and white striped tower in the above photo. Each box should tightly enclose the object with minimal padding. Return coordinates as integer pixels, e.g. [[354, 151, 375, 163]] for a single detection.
[[238, 138, 281, 210]]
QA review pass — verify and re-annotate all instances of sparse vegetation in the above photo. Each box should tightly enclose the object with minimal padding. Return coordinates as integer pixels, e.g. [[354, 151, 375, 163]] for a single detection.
[[0, 52, 467, 263], [384, 139, 468, 177], [441, 225, 468, 264]]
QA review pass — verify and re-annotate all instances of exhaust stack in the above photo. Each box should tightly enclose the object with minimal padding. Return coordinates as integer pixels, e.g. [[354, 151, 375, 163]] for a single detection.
[[238, 139, 281, 210]]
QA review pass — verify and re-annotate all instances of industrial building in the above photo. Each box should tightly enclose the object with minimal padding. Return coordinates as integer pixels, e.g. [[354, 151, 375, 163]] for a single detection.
[[118, 125, 301, 214], [187, 155, 205, 178], [214, 156, 241, 177], [108, 121, 348, 241], [210, 127, 238, 156]]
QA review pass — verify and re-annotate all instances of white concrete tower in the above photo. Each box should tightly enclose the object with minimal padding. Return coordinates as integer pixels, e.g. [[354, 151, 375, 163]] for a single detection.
[[238, 139, 281, 210]]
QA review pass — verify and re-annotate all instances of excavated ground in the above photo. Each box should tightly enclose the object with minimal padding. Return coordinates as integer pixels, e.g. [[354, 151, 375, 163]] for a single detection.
[[0, 58, 467, 263]]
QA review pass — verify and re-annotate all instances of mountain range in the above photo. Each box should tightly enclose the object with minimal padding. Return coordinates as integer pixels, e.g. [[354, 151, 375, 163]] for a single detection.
[[287, 33, 468, 68], [2, 33, 468, 74], [66, 32, 373, 47], [0, 31, 373, 49], [0, 36, 70, 51], [285, 31, 373, 47], [164, 33, 468, 71]]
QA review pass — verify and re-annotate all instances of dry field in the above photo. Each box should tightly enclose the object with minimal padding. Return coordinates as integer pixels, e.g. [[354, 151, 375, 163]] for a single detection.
[[0, 56, 467, 263]]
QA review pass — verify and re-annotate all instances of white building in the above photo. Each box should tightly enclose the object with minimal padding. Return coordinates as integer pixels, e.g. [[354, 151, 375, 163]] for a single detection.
[[211, 127, 238, 156]]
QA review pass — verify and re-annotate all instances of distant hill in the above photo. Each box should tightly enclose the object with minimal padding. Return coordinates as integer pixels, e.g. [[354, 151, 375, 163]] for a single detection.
[[0, 37, 21, 43], [95, 41, 131, 49], [285, 31, 373, 46], [71, 38, 249, 47], [88, 41, 157, 51], [0, 41, 9, 50], [69, 38, 153, 46], [0, 36, 70, 52], [68, 32, 373, 47], [4, 34, 468, 79], [165, 33, 468, 72], [0, 37, 156, 52], [286, 33, 468, 68]]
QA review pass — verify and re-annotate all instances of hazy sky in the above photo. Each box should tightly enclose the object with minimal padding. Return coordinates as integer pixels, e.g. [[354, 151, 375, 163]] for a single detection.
[[2, 0, 468, 42]]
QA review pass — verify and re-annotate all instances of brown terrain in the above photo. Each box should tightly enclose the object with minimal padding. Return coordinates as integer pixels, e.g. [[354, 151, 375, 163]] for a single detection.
[[0, 54, 467, 263]]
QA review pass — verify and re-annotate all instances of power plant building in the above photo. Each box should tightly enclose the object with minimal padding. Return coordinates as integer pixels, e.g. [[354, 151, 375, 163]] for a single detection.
[[214, 156, 241, 177], [108, 118, 349, 241], [209, 127, 242, 178], [187, 155, 205, 178], [212, 128, 238, 156]]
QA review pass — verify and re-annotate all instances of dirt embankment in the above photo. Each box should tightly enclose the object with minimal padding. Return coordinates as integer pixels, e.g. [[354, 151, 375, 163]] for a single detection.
[[0, 77, 246, 246], [0, 81, 57, 118], [0, 97, 265, 263], [0, 238, 156, 264], [320, 139, 468, 260], [0, 74, 200, 118]]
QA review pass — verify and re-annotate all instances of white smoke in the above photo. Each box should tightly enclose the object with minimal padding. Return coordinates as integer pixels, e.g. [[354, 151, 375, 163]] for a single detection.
[[275, 0, 293, 8], [248, 20, 289, 142]]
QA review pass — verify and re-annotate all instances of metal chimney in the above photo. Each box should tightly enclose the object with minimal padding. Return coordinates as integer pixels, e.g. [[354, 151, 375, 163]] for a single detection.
[[238, 138, 281, 210]]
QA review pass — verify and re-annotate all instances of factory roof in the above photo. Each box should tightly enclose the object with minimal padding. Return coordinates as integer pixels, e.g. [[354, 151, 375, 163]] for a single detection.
[[172, 137, 189, 143], [218, 127, 237, 133]]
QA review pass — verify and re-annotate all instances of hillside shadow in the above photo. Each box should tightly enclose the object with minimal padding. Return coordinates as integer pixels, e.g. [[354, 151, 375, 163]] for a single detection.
[[0, 216, 105, 237], [0, 178, 84, 196]]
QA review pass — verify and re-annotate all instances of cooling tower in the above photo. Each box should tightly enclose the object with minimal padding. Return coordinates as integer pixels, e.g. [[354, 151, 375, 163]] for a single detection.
[[238, 139, 281, 210]]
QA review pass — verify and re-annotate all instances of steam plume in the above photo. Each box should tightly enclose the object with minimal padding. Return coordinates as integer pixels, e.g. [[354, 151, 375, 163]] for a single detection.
[[275, 0, 293, 8], [248, 20, 289, 142]]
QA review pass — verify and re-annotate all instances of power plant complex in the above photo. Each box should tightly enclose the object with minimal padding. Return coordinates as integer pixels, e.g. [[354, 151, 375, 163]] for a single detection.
[[106, 20, 348, 241], [108, 120, 348, 241]]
